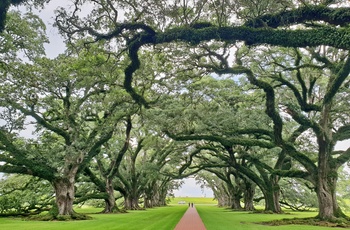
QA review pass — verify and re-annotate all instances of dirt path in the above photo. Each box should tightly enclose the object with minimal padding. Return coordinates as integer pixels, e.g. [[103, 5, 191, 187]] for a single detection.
[[174, 205, 206, 230]]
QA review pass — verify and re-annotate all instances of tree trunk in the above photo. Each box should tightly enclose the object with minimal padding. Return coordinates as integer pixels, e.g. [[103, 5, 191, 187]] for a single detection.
[[215, 190, 230, 207], [217, 195, 228, 207], [144, 188, 155, 208], [272, 189, 282, 213], [316, 177, 335, 219], [314, 102, 346, 220], [244, 181, 255, 211], [228, 182, 242, 210], [144, 197, 152, 208], [331, 177, 346, 218], [124, 195, 141, 210], [264, 189, 275, 212], [316, 138, 344, 219], [157, 184, 169, 207], [52, 177, 75, 216], [316, 147, 333, 220], [156, 192, 166, 207], [231, 188, 243, 210], [231, 196, 242, 210], [263, 187, 281, 213], [158, 197, 166, 206], [102, 180, 119, 213]]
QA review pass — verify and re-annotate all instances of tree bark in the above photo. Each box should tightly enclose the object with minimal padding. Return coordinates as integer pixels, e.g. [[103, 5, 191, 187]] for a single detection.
[[263, 187, 282, 213], [315, 104, 344, 220], [231, 195, 243, 210], [216, 194, 229, 207], [124, 195, 141, 210], [228, 183, 243, 210], [316, 139, 345, 219], [143, 186, 154, 208], [102, 179, 119, 213], [144, 198, 152, 208], [243, 180, 255, 211], [331, 177, 346, 218], [273, 189, 282, 213], [316, 150, 334, 219], [52, 177, 75, 216]]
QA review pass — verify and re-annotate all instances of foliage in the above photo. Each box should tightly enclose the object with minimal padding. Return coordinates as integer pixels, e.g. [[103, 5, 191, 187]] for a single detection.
[[0, 40, 137, 216], [0, 0, 50, 33], [2, 0, 350, 222], [0, 9, 47, 74], [0, 174, 53, 215], [279, 178, 318, 211]]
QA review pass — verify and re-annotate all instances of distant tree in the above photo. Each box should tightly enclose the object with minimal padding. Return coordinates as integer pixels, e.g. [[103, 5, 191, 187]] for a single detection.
[[83, 115, 132, 213], [114, 121, 179, 210], [205, 167, 245, 210]]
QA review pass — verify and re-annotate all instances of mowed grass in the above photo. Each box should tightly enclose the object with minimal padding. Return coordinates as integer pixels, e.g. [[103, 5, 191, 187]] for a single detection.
[[169, 196, 217, 205], [0, 205, 187, 230], [196, 205, 336, 230], [0, 201, 343, 230]]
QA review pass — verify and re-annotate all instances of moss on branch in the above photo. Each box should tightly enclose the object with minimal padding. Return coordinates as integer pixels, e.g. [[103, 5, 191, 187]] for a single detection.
[[165, 131, 275, 149], [155, 26, 350, 50], [272, 169, 310, 179], [89, 11, 350, 107], [334, 125, 350, 142], [244, 5, 350, 28]]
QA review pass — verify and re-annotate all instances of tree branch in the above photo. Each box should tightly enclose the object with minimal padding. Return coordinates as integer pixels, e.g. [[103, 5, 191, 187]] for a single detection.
[[324, 55, 350, 105], [7, 100, 71, 144], [244, 5, 350, 28], [164, 131, 275, 149]]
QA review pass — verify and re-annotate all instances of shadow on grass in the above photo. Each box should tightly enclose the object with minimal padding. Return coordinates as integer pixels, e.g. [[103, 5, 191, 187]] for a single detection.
[[259, 217, 350, 228]]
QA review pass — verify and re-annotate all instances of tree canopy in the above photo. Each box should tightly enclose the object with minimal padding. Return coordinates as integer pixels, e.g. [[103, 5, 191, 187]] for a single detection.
[[1, 0, 350, 223]]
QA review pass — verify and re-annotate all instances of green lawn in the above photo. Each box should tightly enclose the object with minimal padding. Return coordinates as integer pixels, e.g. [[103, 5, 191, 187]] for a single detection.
[[0, 205, 187, 230], [197, 205, 336, 230], [0, 203, 342, 230], [169, 196, 217, 205]]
